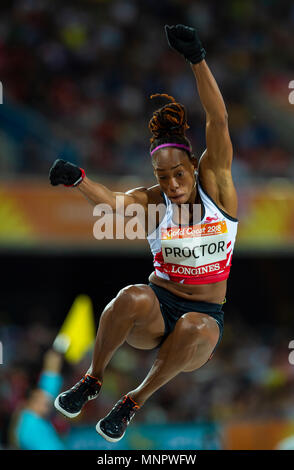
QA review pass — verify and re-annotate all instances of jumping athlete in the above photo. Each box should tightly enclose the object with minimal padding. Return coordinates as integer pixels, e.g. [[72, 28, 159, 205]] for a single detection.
[[49, 24, 238, 443]]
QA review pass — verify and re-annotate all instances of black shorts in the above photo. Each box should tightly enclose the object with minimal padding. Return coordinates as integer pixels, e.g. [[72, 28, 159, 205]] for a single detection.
[[148, 282, 224, 355]]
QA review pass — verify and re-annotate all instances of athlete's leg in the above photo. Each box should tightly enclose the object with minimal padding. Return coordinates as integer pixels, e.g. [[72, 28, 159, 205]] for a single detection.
[[96, 311, 221, 442], [127, 311, 220, 406], [55, 284, 165, 418], [87, 284, 165, 382]]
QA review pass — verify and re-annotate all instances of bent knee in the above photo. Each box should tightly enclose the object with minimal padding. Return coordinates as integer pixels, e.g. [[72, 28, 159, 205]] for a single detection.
[[115, 284, 154, 319], [117, 284, 151, 303], [175, 312, 218, 345]]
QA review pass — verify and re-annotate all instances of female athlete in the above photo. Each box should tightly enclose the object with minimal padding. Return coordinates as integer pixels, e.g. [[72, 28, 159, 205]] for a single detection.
[[49, 24, 238, 443]]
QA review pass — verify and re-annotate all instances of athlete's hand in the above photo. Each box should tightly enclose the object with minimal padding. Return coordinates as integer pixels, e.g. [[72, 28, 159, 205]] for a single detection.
[[49, 159, 85, 187], [164, 24, 206, 64]]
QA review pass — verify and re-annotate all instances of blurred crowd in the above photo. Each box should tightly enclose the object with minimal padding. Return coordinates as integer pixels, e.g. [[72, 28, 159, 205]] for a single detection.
[[1, 316, 294, 449], [0, 0, 293, 181]]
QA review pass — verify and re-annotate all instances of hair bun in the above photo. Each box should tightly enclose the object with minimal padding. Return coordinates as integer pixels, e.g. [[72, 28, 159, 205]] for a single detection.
[[149, 94, 189, 143]]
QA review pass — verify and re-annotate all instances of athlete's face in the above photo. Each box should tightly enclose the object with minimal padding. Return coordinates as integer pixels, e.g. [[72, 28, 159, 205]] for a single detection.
[[153, 148, 197, 204]]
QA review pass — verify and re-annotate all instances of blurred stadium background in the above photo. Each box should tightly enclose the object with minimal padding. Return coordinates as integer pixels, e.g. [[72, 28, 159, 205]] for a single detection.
[[0, 0, 294, 450]]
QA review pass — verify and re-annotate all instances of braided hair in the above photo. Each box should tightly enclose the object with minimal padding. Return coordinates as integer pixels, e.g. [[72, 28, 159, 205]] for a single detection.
[[148, 94, 192, 162]]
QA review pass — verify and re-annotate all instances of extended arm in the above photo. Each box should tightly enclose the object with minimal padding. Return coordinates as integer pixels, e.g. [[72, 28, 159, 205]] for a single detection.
[[49, 159, 149, 211], [77, 176, 148, 210]]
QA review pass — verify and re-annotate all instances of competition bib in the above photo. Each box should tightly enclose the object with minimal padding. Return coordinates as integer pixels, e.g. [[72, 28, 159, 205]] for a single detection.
[[160, 221, 228, 278]]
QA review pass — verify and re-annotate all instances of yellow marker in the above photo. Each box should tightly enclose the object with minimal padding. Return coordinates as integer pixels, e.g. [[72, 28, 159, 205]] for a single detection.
[[53, 295, 96, 363]]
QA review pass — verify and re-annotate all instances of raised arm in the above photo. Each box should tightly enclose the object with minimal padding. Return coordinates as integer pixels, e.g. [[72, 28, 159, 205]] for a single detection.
[[165, 24, 237, 218], [191, 60, 237, 217], [191, 60, 232, 170]]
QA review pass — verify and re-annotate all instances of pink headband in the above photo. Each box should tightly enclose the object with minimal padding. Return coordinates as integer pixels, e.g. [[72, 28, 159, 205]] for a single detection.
[[150, 143, 191, 157]]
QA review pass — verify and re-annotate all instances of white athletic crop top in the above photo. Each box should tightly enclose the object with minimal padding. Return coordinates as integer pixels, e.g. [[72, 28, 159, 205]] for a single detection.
[[147, 182, 238, 285]]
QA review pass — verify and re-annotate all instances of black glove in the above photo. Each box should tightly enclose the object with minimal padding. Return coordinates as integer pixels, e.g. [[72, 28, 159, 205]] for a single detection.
[[164, 24, 206, 64], [49, 159, 85, 187]]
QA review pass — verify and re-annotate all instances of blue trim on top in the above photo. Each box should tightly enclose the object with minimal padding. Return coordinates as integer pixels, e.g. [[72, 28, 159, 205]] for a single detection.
[[160, 191, 167, 206]]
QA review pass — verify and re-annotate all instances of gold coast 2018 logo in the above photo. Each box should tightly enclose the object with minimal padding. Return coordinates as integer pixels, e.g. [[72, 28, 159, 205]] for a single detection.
[[289, 81, 294, 105]]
